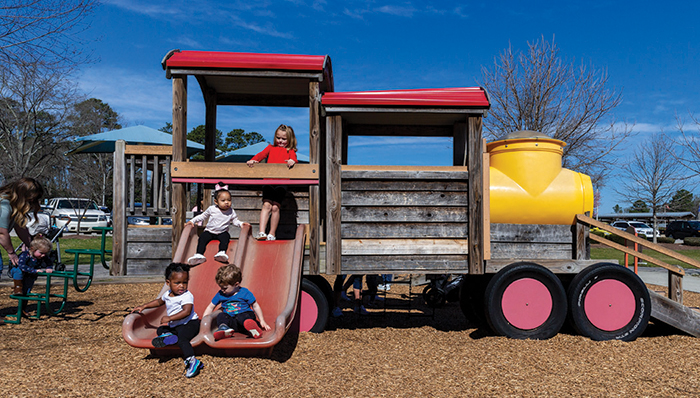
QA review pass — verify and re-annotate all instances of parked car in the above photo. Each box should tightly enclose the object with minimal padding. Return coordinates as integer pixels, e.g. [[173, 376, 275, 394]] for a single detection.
[[610, 220, 659, 238], [665, 220, 700, 240], [46, 198, 108, 233]]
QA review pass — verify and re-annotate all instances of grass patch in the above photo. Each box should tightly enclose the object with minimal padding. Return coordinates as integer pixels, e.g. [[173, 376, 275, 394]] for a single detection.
[[1, 235, 112, 267], [591, 245, 700, 268]]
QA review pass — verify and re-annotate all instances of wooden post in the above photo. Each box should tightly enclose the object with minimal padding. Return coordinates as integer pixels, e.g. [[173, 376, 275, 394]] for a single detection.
[[112, 140, 127, 276], [482, 138, 491, 260], [467, 115, 484, 275], [172, 75, 188, 252], [308, 82, 321, 274], [326, 115, 342, 274], [574, 214, 590, 260], [203, 87, 217, 210], [453, 122, 467, 166], [669, 272, 683, 304]]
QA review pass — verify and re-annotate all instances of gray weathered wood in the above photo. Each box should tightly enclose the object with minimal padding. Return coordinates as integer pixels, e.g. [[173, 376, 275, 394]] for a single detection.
[[453, 122, 467, 166], [341, 206, 467, 223], [341, 222, 467, 238], [669, 272, 683, 304], [650, 289, 700, 337], [485, 259, 612, 274], [341, 191, 468, 206], [326, 115, 342, 274], [344, 124, 453, 137], [341, 238, 468, 255], [341, 179, 468, 191], [341, 168, 469, 180], [490, 243, 572, 259], [467, 115, 483, 275], [172, 75, 187, 251], [127, 242, 172, 259], [127, 227, 172, 242], [124, 259, 171, 275], [308, 81, 321, 275], [340, 255, 469, 273], [490, 223, 574, 243], [112, 140, 127, 276]]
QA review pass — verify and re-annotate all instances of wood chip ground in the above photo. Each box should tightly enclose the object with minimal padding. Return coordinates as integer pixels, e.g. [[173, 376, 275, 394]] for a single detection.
[[2, 279, 700, 397]]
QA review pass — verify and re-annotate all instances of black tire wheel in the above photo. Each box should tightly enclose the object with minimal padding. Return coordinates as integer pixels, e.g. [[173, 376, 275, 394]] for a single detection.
[[459, 275, 490, 326], [423, 285, 446, 308], [567, 263, 650, 341], [299, 278, 329, 333], [484, 262, 567, 340], [304, 275, 334, 314]]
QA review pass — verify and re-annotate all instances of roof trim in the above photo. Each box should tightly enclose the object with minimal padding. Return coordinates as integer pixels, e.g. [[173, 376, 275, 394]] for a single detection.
[[321, 87, 490, 108]]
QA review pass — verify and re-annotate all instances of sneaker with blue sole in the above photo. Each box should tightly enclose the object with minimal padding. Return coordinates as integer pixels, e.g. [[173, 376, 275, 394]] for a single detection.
[[152, 332, 178, 348], [185, 357, 203, 378]]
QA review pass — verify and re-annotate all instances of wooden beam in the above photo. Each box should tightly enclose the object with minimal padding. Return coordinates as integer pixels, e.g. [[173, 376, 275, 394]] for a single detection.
[[171, 162, 320, 180], [216, 93, 309, 107], [467, 115, 484, 275], [308, 81, 321, 275], [124, 145, 173, 155], [588, 233, 684, 275], [579, 214, 700, 270], [326, 115, 342, 274], [112, 140, 127, 276], [341, 238, 468, 255], [669, 272, 683, 304], [486, 259, 612, 274], [482, 139, 491, 260], [172, 75, 187, 252], [341, 166, 468, 180]]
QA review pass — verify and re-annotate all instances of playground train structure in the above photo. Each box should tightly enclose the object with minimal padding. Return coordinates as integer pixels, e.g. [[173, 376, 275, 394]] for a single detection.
[[120, 50, 700, 353]]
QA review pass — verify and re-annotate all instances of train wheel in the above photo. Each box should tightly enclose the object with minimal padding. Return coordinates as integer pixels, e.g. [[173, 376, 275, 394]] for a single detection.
[[298, 278, 329, 333], [304, 275, 334, 314], [423, 285, 446, 308], [484, 263, 567, 340], [459, 275, 490, 325], [567, 263, 650, 341]]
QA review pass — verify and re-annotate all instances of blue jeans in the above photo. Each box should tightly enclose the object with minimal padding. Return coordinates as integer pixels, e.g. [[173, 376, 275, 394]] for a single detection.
[[9, 266, 22, 280]]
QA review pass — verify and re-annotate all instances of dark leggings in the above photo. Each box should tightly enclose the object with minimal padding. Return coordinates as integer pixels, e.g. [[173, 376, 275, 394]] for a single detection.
[[157, 319, 201, 359], [196, 230, 230, 255], [216, 311, 257, 334]]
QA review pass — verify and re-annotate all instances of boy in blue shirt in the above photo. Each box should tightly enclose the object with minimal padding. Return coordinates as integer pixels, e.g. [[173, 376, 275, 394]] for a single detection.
[[203, 264, 270, 340]]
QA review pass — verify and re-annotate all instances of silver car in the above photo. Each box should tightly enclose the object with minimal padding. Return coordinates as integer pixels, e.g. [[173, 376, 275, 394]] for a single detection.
[[611, 220, 659, 238], [47, 198, 108, 233]]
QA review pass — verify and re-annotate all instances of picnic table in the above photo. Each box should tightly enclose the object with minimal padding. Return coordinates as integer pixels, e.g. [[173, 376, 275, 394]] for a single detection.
[[4, 227, 112, 324]]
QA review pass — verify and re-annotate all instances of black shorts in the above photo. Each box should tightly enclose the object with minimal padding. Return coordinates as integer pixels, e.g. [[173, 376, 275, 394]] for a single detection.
[[262, 185, 287, 205]]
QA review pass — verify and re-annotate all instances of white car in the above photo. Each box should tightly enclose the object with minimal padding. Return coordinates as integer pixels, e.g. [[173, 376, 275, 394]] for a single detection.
[[46, 198, 108, 233], [610, 220, 660, 238]]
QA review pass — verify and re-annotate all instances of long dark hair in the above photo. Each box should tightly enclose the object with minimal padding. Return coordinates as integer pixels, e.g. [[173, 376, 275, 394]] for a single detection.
[[0, 177, 44, 228]]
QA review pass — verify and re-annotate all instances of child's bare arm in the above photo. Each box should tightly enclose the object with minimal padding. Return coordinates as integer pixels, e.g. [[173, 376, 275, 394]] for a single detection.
[[202, 302, 217, 318], [161, 303, 192, 325], [246, 159, 258, 167], [132, 297, 164, 313], [252, 302, 270, 330]]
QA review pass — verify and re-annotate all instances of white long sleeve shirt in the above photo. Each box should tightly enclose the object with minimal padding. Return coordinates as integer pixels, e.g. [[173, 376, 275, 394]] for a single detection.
[[190, 205, 243, 234]]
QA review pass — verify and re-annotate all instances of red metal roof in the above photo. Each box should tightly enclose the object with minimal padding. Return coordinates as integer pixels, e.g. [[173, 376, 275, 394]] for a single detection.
[[165, 50, 328, 71], [322, 87, 489, 108]]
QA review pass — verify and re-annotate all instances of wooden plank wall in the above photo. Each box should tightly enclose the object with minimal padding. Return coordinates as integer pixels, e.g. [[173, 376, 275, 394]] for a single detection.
[[126, 227, 172, 275], [339, 167, 469, 274], [490, 223, 575, 260]]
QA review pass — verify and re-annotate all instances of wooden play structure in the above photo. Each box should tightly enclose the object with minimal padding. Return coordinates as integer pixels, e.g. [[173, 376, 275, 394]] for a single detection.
[[121, 50, 700, 354]]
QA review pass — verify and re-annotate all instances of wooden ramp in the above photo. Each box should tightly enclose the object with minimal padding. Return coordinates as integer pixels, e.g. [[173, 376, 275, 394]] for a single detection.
[[650, 290, 700, 337]]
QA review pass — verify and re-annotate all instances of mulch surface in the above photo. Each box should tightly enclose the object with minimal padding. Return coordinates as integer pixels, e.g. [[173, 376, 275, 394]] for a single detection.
[[2, 280, 700, 397]]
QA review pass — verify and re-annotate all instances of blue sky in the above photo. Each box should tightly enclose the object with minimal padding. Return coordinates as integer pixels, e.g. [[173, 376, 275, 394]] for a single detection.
[[75, 0, 700, 213]]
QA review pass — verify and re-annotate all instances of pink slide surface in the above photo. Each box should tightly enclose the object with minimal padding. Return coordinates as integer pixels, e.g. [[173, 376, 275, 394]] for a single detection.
[[122, 223, 305, 356]]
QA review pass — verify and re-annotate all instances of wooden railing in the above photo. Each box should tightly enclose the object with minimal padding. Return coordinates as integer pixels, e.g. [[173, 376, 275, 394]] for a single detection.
[[577, 214, 700, 304]]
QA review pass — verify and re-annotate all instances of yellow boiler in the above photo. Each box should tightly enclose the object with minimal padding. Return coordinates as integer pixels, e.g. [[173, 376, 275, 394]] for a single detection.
[[487, 131, 594, 225]]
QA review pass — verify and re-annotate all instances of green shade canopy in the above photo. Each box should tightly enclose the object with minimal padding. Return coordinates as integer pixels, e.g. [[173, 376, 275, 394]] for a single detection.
[[68, 125, 205, 156]]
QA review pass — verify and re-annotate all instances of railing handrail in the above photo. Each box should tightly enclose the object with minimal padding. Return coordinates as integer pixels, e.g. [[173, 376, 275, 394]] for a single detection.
[[577, 214, 700, 274]]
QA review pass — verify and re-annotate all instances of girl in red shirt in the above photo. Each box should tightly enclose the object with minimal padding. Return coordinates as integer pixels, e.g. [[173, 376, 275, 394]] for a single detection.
[[246, 124, 297, 240]]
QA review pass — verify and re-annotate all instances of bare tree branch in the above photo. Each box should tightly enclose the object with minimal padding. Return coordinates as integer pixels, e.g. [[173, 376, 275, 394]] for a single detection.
[[481, 36, 633, 188], [614, 133, 688, 242]]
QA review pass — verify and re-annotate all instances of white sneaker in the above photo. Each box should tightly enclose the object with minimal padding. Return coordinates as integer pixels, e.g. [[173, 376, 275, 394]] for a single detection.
[[214, 251, 228, 263], [188, 253, 206, 265], [266, 235, 276, 241], [255, 232, 267, 241]]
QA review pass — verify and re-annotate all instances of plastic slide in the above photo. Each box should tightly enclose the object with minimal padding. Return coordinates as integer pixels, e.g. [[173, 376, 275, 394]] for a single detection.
[[122, 223, 305, 356]]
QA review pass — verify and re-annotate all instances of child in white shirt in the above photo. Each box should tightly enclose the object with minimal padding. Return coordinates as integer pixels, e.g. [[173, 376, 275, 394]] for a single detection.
[[186, 183, 248, 265]]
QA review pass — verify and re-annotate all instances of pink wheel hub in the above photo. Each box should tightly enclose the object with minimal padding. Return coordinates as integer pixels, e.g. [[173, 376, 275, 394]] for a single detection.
[[298, 291, 319, 332], [584, 279, 635, 331], [501, 278, 553, 330]]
